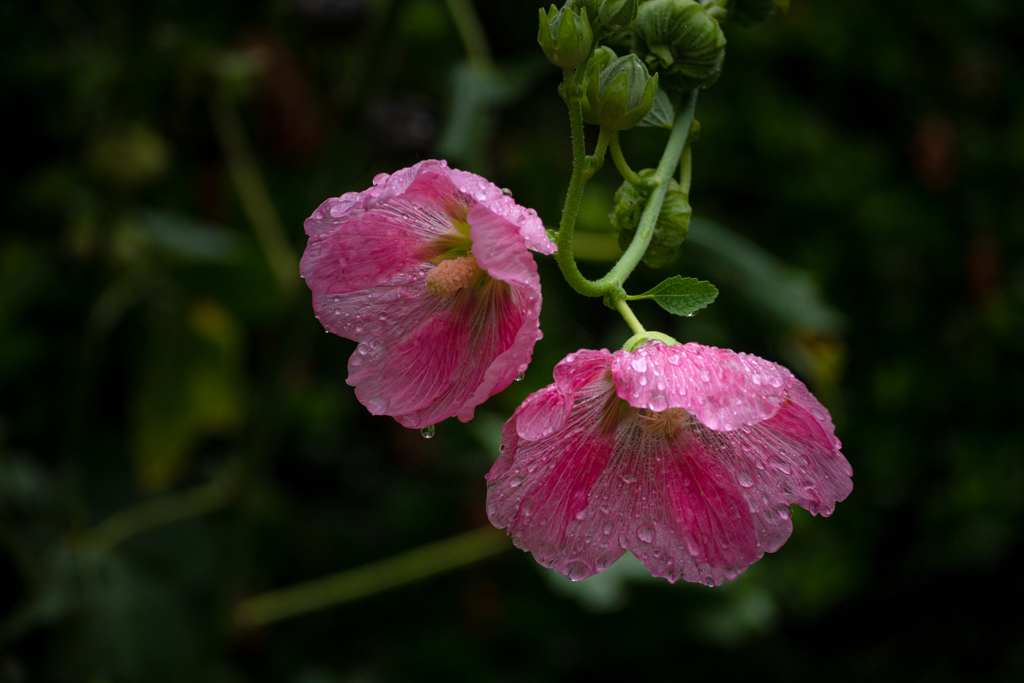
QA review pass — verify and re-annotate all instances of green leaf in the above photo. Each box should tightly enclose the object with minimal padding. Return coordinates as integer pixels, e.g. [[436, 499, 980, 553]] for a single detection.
[[628, 276, 718, 317], [635, 87, 674, 129]]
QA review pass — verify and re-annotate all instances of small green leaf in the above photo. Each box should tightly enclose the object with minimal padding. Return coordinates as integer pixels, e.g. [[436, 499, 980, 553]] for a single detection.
[[635, 87, 674, 129], [628, 276, 718, 317]]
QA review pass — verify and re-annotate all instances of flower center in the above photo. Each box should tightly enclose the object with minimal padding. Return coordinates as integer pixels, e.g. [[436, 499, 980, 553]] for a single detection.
[[425, 254, 481, 296], [636, 407, 690, 441]]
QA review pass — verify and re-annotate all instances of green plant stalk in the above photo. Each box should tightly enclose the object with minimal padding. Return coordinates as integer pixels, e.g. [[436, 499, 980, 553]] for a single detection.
[[233, 525, 509, 628], [595, 90, 698, 293], [609, 130, 643, 187], [82, 469, 240, 552], [444, 0, 494, 70], [210, 89, 299, 296], [584, 127, 611, 180], [615, 299, 646, 335], [554, 70, 607, 298]]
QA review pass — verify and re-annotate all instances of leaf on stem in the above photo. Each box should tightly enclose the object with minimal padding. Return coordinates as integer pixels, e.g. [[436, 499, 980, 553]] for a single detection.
[[629, 275, 718, 317], [635, 88, 674, 129]]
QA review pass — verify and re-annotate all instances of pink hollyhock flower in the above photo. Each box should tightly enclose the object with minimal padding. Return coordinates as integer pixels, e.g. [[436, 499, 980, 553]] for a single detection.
[[486, 341, 853, 585], [301, 159, 556, 429]]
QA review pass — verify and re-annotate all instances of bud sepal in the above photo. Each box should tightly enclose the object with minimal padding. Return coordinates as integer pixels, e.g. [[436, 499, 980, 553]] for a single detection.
[[611, 168, 693, 268], [632, 0, 727, 92]]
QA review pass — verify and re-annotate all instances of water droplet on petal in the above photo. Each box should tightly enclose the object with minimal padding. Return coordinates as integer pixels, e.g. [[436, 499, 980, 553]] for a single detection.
[[420, 425, 436, 439], [509, 475, 525, 488], [621, 472, 638, 484], [499, 444, 505, 454], [637, 525, 655, 543], [575, 509, 587, 521], [515, 371, 525, 382], [775, 504, 792, 520], [737, 470, 755, 488]]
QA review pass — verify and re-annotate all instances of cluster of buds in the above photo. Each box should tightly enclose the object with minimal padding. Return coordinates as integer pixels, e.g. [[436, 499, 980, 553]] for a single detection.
[[611, 169, 693, 268]]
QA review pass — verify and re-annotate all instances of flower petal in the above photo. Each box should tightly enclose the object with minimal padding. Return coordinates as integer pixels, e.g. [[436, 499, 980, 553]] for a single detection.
[[446, 167, 556, 255], [611, 342, 791, 431]]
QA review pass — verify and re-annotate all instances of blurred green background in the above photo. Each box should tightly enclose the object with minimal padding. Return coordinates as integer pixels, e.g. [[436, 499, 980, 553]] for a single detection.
[[1, 0, 1022, 680]]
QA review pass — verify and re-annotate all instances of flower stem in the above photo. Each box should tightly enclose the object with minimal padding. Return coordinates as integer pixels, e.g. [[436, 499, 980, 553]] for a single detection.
[[609, 130, 643, 187], [584, 127, 611, 180], [554, 71, 608, 298], [233, 525, 509, 629], [443, 0, 494, 70], [210, 88, 298, 297], [596, 90, 698, 293], [615, 298, 646, 335]]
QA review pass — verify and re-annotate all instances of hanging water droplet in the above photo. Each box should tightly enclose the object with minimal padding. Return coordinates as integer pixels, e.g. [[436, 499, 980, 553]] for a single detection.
[[420, 425, 436, 439], [502, 188, 513, 197], [499, 444, 505, 454], [515, 371, 525, 382]]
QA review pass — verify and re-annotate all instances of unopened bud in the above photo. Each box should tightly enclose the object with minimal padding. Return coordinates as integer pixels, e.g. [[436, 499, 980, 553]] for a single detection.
[[538, 5, 594, 70], [598, 0, 639, 32], [586, 54, 659, 130], [612, 169, 692, 268], [581, 46, 618, 124], [632, 0, 727, 92]]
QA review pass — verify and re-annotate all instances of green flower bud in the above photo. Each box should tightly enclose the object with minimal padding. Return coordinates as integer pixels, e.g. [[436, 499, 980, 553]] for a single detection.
[[730, 0, 789, 26], [538, 5, 594, 70], [581, 46, 618, 124], [598, 0, 639, 32], [632, 0, 727, 92], [586, 54, 659, 130], [611, 169, 692, 268]]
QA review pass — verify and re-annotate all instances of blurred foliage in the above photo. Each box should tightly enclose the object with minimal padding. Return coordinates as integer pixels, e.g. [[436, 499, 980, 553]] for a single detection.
[[1, 0, 1023, 681]]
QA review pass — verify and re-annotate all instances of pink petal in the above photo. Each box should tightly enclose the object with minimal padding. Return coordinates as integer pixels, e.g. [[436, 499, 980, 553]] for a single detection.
[[611, 342, 792, 431], [487, 374, 625, 580], [446, 167, 555, 255], [516, 348, 614, 440]]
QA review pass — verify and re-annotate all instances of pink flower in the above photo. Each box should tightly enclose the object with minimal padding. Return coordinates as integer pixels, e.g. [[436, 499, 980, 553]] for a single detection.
[[486, 341, 853, 585], [301, 160, 556, 429]]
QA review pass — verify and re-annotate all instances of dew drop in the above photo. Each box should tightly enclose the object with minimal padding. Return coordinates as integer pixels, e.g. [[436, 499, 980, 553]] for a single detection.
[[603, 523, 612, 535], [575, 509, 587, 521], [775, 504, 792, 520], [499, 444, 505, 454], [637, 525, 655, 543], [650, 395, 668, 412], [737, 470, 755, 488], [420, 425, 436, 439], [509, 475, 525, 488], [621, 472, 638, 484], [768, 456, 792, 474], [631, 356, 648, 372], [600, 504, 610, 514], [515, 371, 525, 382]]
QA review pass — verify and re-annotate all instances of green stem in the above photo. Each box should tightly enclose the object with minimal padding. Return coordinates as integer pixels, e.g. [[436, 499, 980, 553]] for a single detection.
[[210, 88, 298, 296], [615, 299, 646, 335], [679, 143, 693, 194], [82, 467, 241, 552], [554, 72, 607, 298], [596, 90, 698, 293], [609, 130, 643, 187], [233, 525, 509, 628], [583, 127, 611, 180], [444, 0, 494, 70]]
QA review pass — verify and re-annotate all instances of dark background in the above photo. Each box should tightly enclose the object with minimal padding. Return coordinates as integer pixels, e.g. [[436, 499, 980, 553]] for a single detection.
[[1, 0, 1022, 680]]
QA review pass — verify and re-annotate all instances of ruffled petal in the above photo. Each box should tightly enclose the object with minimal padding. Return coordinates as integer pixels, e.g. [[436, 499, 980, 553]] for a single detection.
[[446, 167, 556, 255], [611, 342, 791, 431], [487, 373, 625, 580]]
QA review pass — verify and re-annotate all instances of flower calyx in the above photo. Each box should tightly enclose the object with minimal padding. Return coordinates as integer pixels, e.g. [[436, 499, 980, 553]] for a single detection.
[[586, 54, 659, 131], [632, 0, 727, 92], [539, 5, 594, 70], [622, 331, 680, 352]]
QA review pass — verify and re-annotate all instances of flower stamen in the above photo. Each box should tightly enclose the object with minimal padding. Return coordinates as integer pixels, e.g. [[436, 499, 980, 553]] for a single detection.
[[637, 407, 690, 441], [425, 254, 481, 296]]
